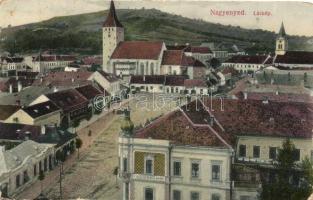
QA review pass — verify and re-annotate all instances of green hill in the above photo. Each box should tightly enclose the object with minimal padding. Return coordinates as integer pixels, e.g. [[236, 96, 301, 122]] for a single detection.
[[1, 8, 313, 55]]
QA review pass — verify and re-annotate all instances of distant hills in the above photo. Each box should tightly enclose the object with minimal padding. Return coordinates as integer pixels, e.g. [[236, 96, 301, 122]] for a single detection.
[[1, 8, 313, 55]]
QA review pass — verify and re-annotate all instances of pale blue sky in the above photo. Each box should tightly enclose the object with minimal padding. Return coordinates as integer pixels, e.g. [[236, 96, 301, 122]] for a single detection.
[[0, 0, 313, 36]]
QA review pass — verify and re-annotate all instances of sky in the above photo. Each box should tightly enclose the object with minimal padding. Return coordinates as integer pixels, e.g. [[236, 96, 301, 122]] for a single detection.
[[0, 0, 313, 36]]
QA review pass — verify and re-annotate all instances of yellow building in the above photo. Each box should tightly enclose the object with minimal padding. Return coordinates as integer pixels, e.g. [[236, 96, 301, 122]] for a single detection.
[[118, 107, 234, 200], [5, 101, 61, 127]]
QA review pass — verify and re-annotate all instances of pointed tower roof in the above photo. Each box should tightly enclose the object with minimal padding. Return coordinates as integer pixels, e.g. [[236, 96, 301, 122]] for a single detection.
[[278, 22, 286, 37], [103, 0, 123, 28]]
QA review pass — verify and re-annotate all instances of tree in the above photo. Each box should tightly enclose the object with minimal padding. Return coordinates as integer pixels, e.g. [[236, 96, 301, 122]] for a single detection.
[[76, 138, 83, 159], [38, 170, 45, 195], [72, 119, 80, 132], [260, 139, 313, 200], [208, 58, 221, 69]]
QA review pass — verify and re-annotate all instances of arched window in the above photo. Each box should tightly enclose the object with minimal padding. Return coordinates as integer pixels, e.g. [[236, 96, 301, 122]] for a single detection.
[[140, 63, 144, 75], [150, 63, 154, 75], [145, 65, 149, 75]]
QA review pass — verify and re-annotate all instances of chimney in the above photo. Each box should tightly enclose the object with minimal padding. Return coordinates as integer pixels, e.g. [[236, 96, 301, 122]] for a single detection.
[[275, 91, 279, 95], [41, 125, 46, 135], [9, 84, 13, 93], [17, 81, 22, 92]]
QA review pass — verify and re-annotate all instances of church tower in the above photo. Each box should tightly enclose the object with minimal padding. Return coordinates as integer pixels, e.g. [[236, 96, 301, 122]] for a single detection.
[[275, 22, 288, 55], [102, 0, 124, 73]]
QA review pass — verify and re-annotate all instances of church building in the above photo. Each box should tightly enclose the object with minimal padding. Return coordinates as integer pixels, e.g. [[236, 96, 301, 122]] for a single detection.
[[102, 0, 211, 79]]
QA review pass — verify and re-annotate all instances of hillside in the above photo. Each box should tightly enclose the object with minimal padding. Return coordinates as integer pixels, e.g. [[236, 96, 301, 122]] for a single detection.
[[1, 8, 313, 55]]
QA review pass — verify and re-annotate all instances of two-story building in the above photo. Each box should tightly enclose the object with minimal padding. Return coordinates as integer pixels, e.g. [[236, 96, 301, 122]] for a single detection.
[[0, 140, 55, 197], [118, 102, 234, 200]]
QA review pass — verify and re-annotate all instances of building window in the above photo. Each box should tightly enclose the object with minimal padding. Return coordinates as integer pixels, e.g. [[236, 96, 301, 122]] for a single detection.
[[173, 190, 181, 200], [123, 157, 127, 172], [212, 194, 221, 200], [16, 174, 20, 188], [269, 147, 277, 160], [239, 145, 246, 157], [23, 170, 29, 184], [34, 164, 37, 176], [253, 146, 260, 158], [191, 192, 200, 200], [145, 188, 154, 200], [145, 156, 153, 175], [212, 164, 220, 181], [173, 161, 181, 176], [294, 149, 300, 161], [191, 162, 200, 178]]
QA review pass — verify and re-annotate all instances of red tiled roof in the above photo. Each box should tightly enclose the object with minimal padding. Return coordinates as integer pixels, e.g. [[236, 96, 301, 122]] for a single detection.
[[22, 101, 60, 118], [236, 91, 313, 103], [164, 75, 186, 86], [203, 98, 313, 139], [135, 109, 231, 148], [187, 46, 212, 54], [46, 89, 88, 113], [275, 51, 313, 64], [103, 0, 123, 28], [97, 71, 119, 82], [32, 71, 93, 87], [75, 85, 103, 101], [1, 57, 24, 63], [225, 55, 268, 64], [0, 105, 21, 120], [130, 75, 165, 85], [184, 79, 207, 88], [111, 41, 164, 60], [221, 67, 239, 75], [33, 55, 76, 62], [161, 50, 185, 65]]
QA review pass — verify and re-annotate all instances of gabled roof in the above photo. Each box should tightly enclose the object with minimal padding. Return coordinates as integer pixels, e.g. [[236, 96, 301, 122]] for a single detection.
[[0, 122, 77, 148], [103, 0, 123, 28], [33, 55, 76, 62], [75, 85, 103, 101], [161, 50, 185, 65], [1, 57, 24, 63], [0, 105, 20, 120], [46, 89, 88, 113], [225, 55, 268, 64], [203, 98, 313, 139], [0, 140, 53, 174], [274, 51, 313, 64], [130, 75, 165, 85], [135, 107, 232, 148], [97, 71, 119, 82], [22, 101, 60, 118], [164, 75, 186, 86], [111, 41, 164, 60]]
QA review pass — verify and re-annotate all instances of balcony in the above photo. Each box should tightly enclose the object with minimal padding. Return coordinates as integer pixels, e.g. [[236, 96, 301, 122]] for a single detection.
[[132, 174, 167, 182]]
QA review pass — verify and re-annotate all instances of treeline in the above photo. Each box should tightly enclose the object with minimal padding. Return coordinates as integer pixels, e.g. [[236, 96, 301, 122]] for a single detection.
[[1, 28, 102, 55]]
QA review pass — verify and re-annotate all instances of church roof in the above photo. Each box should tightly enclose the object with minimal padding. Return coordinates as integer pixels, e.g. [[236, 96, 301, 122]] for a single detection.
[[103, 0, 123, 28], [111, 41, 164, 60], [278, 22, 286, 37], [274, 51, 313, 64]]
